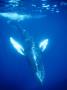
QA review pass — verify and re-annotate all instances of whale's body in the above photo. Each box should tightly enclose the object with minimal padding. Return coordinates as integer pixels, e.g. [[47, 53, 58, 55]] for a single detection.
[[1, 12, 49, 82], [0, 12, 45, 22], [0, 12, 31, 21], [10, 29, 48, 83]]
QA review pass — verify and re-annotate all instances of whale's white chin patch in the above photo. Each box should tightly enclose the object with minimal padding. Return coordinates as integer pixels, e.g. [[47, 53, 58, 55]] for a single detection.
[[36, 68, 45, 83], [39, 39, 48, 52]]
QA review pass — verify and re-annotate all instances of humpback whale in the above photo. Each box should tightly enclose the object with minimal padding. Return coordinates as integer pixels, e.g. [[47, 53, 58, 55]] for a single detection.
[[9, 29, 48, 83], [0, 12, 45, 22], [0, 12, 31, 21]]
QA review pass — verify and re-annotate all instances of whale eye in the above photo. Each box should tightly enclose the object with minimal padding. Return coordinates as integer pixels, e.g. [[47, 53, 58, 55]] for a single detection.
[[39, 39, 48, 52]]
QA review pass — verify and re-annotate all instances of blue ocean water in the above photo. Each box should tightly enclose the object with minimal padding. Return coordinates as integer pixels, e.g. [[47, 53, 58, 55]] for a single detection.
[[0, 0, 66, 90]]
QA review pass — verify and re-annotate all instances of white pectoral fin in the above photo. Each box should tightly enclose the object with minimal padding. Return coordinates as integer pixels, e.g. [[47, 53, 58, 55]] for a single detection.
[[10, 37, 25, 56], [39, 39, 48, 52]]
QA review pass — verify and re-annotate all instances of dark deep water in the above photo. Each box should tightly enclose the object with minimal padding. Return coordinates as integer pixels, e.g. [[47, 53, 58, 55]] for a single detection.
[[0, 0, 66, 90]]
